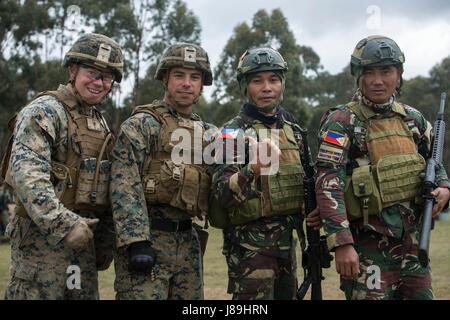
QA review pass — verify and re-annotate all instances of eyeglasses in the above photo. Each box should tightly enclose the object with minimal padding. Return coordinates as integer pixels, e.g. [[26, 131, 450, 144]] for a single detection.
[[79, 63, 115, 84]]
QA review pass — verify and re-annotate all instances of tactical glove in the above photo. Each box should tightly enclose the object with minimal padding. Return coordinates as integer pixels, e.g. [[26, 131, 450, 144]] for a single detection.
[[65, 218, 99, 249], [128, 241, 156, 274]]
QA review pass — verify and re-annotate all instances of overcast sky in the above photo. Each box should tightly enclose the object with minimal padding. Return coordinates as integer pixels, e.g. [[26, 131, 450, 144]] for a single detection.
[[184, 0, 450, 98]]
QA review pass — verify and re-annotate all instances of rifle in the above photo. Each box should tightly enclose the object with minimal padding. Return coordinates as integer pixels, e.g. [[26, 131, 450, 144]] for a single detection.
[[297, 128, 333, 300], [418, 92, 447, 268]]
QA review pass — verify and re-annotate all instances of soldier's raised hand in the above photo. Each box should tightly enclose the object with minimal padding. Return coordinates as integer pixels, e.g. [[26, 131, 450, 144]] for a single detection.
[[246, 136, 281, 178]]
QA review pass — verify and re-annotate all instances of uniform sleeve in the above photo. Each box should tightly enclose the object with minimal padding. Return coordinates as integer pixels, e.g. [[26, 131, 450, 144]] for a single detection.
[[211, 121, 260, 208], [110, 114, 160, 248], [315, 108, 355, 250], [9, 100, 80, 243]]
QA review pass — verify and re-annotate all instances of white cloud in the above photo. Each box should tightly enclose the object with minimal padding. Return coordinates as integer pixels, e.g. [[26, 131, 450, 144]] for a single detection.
[[187, 0, 450, 80]]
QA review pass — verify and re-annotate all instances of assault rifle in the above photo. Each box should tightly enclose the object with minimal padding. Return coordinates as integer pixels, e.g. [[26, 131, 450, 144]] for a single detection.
[[418, 92, 447, 268], [297, 128, 333, 300]]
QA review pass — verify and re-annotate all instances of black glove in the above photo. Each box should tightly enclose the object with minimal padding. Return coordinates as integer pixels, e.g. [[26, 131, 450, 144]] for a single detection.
[[127, 241, 156, 274]]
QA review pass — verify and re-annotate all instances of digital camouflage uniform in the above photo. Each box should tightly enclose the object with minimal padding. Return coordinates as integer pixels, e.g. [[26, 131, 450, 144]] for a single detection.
[[2, 33, 123, 300], [3, 87, 111, 299], [316, 92, 450, 300], [111, 101, 215, 300], [111, 43, 214, 300]]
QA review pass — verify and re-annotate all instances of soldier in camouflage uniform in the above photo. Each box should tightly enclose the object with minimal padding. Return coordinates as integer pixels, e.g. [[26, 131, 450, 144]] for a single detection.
[[210, 47, 321, 300], [111, 43, 214, 300], [315, 35, 450, 300], [2, 33, 124, 299]]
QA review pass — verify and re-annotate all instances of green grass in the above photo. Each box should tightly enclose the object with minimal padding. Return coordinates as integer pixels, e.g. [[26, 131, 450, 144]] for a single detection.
[[1, 221, 449, 300]]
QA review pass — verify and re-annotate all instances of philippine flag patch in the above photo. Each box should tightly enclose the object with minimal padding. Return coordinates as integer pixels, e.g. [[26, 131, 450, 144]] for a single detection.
[[324, 130, 347, 147], [221, 128, 239, 139]]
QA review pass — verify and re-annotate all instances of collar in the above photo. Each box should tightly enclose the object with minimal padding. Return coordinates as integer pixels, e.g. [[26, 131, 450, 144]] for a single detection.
[[241, 103, 283, 126]]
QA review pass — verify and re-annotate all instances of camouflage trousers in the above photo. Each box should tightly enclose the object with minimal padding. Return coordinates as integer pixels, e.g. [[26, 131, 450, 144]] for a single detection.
[[4, 216, 99, 300], [340, 228, 433, 300], [224, 241, 298, 300], [114, 227, 203, 300]]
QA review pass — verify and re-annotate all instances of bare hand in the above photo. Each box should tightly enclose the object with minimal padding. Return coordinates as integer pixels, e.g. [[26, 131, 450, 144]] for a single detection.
[[335, 244, 360, 280], [246, 136, 281, 178], [431, 187, 450, 219], [305, 207, 322, 230]]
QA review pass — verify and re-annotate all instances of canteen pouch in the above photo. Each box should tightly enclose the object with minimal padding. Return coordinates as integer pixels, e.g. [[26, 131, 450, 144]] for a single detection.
[[344, 164, 382, 225], [228, 197, 263, 226], [144, 160, 210, 217]]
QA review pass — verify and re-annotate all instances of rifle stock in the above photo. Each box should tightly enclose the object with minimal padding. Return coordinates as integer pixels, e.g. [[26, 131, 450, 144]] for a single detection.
[[418, 92, 446, 268]]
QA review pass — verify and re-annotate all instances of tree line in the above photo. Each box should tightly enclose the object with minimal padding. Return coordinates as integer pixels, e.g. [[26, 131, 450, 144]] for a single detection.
[[1, 0, 449, 169]]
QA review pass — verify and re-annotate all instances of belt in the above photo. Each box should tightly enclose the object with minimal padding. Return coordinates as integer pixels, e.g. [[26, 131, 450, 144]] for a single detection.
[[150, 219, 192, 232]]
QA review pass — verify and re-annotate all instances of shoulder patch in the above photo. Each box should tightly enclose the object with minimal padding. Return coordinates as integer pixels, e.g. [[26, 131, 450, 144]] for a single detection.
[[324, 130, 348, 147], [317, 143, 344, 164], [221, 128, 239, 139]]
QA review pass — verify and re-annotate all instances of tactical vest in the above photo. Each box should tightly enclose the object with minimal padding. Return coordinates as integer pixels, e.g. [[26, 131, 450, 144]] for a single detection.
[[132, 104, 211, 218], [344, 101, 426, 225], [212, 121, 305, 228], [1, 89, 113, 218]]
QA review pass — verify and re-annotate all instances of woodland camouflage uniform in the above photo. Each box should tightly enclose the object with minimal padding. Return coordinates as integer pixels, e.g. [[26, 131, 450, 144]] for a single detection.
[[211, 47, 308, 300], [315, 36, 450, 300]]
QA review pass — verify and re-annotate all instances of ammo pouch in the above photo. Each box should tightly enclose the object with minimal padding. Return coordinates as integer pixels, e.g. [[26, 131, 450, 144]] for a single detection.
[[344, 164, 382, 225], [143, 160, 210, 217], [375, 152, 425, 207], [209, 164, 305, 229], [76, 158, 110, 206], [51, 159, 110, 211], [51, 132, 113, 211], [264, 163, 304, 216]]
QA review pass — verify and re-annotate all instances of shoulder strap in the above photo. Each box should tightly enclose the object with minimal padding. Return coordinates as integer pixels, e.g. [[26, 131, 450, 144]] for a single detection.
[[131, 104, 169, 123], [34, 90, 79, 111], [346, 101, 367, 122], [347, 100, 407, 122]]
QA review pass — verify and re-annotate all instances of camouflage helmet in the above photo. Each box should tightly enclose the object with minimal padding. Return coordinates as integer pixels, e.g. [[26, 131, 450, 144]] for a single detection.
[[350, 35, 405, 78], [154, 43, 213, 86], [63, 33, 124, 83], [236, 47, 288, 83]]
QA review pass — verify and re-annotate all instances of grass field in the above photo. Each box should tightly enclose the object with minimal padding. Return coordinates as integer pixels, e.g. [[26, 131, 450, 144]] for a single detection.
[[1, 221, 449, 300]]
